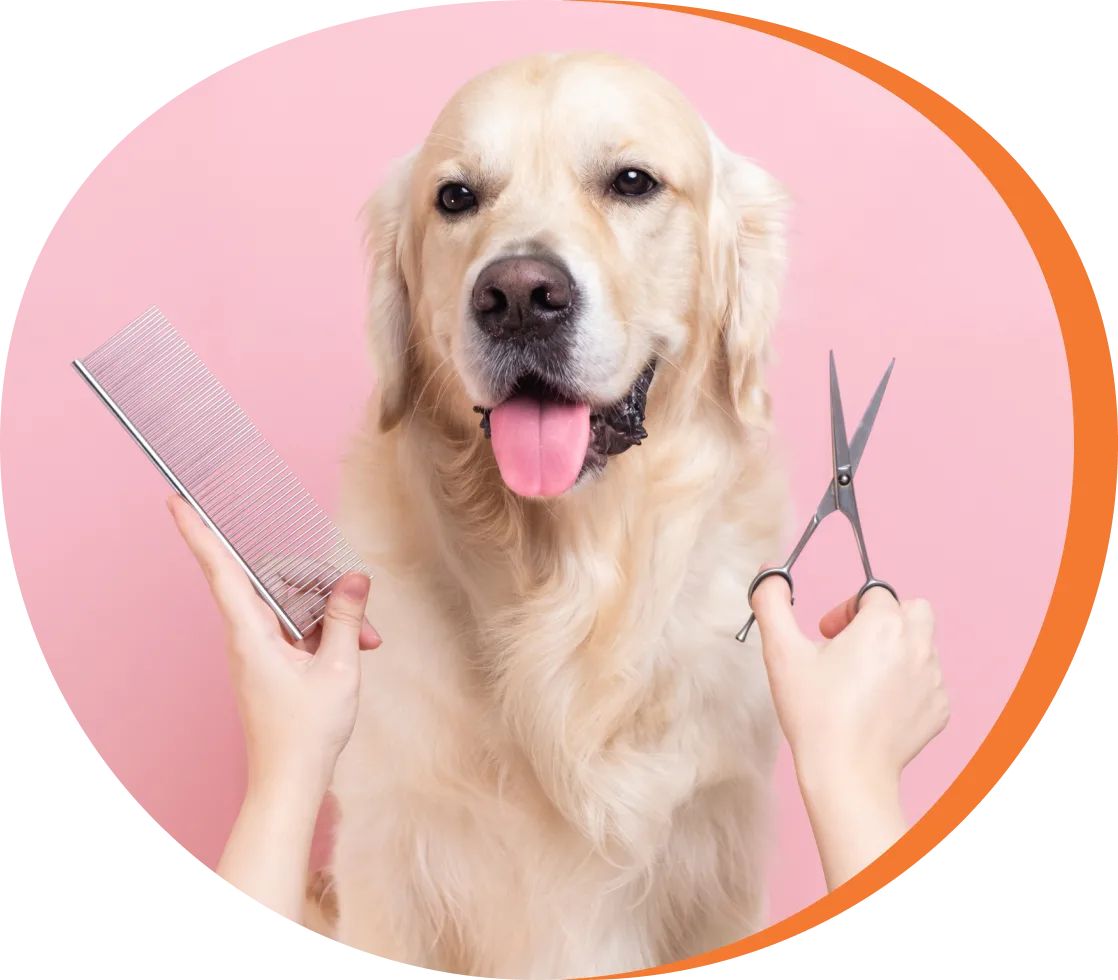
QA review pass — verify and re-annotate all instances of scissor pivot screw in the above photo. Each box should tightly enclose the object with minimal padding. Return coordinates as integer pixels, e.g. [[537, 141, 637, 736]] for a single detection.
[[838, 473, 851, 486]]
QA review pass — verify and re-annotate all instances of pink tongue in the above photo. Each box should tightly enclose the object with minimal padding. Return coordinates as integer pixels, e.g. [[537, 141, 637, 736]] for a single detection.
[[489, 397, 591, 497]]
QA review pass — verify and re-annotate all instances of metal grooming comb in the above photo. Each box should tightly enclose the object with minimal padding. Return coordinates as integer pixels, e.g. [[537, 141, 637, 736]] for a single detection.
[[73, 306, 372, 641]]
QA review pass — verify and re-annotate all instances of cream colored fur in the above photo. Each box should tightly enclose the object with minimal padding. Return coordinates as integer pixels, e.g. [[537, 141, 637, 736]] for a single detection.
[[323, 51, 790, 978]]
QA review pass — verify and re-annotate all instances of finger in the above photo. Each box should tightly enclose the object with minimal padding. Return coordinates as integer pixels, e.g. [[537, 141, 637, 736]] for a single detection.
[[857, 584, 900, 612], [167, 495, 231, 583], [359, 619, 382, 651], [295, 609, 380, 653], [270, 554, 380, 648], [315, 573, 372, 668], [900, 597, 936, 639], [286, 576, 379, 651], [818, 585, 899, 641], [898, 594, 934, 648], [166, 496, 276, 636], [750, 568, 807, 657], [818, 594, 859, 639]]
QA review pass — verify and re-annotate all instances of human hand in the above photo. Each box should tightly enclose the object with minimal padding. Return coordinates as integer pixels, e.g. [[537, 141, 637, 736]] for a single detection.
[[168, 495, 380, 801], [751, 573, 949, 888]]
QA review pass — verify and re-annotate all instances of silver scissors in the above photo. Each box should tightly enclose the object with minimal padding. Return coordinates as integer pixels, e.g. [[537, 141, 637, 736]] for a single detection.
[[737, 352, 898, 642]]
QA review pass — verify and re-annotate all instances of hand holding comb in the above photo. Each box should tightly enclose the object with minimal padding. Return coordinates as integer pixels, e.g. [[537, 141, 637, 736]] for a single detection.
[[73, 307, 372, 641]]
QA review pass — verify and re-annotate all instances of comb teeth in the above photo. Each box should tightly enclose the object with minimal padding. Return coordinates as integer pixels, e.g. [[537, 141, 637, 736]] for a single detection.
[[74, 306, 372, 640]]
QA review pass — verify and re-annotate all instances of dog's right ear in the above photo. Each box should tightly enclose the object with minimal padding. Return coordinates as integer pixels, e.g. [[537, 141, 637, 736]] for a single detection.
[[706, 130, 788, 433], [360, 150, 417, 432]]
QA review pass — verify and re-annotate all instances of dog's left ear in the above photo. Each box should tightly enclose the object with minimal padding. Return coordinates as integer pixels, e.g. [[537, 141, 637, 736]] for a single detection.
[[360, 150, 417, 432], [706, 129, 789, 430]]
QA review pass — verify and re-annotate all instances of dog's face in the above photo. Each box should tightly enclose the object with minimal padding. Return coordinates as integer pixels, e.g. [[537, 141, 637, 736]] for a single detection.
[[363, 52, 786, 498]]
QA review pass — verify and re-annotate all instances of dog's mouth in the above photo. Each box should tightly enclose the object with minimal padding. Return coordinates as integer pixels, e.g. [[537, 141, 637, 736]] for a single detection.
[[473, 361, 656, 498]]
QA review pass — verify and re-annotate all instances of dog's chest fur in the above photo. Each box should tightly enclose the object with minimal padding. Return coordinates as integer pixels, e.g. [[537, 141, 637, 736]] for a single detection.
[[327, 412, 785, 977]]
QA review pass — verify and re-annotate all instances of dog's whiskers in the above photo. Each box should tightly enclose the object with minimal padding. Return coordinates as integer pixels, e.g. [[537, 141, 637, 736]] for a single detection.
[[633, 339, 738, 427], [405, 349, 458, 438], [428, 360, 462, 421]]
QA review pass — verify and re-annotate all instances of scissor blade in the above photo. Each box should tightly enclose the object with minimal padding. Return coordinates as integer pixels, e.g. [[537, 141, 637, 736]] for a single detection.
[[848, 358, 895, 471], [829, 351, 852, 477], [812, 357, 894, 522]]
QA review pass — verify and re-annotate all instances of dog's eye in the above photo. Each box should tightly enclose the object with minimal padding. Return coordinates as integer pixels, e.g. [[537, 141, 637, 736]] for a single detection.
[[437, 183, 478, 214], [612, 169, 657, 197]]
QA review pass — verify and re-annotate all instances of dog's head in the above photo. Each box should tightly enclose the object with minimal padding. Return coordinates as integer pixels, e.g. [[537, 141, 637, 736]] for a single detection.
[[362, 51, 786, 498]]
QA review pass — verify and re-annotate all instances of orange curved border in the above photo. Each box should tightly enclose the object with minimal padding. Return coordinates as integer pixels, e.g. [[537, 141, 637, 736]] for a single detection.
[[568, 2, 1117, 976]]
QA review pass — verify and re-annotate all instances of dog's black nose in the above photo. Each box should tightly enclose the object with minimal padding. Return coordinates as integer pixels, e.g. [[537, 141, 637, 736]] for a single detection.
[[471, 256, 574, 340]]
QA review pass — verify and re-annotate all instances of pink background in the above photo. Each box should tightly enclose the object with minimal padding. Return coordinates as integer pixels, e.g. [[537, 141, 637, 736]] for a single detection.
[[1, 2, 1071, 929]]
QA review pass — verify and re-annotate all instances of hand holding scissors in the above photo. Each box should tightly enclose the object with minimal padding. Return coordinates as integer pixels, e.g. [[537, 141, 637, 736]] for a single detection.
[[738, 352, 897, 642]]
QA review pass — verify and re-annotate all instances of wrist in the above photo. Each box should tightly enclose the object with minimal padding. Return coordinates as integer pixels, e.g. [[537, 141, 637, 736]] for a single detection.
[[794, 751, 902, 815], [237, 777, 327, 864], [219, 771, 326, 924], [792, 751, 907, 891], [244, 744, 339, 816]]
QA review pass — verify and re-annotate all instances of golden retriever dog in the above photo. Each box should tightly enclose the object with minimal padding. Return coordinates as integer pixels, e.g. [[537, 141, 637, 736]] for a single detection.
[[319, 51, 790, 978]]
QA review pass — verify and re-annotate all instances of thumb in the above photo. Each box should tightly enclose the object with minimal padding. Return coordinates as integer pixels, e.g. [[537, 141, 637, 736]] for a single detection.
[[315, 573, 371, 667], [750, 569, 808, 661]]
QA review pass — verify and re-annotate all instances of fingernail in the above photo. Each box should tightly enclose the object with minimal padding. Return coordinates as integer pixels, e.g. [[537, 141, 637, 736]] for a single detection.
[[337, 573, 370, 601]]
